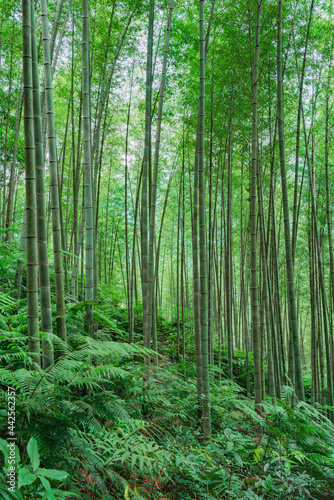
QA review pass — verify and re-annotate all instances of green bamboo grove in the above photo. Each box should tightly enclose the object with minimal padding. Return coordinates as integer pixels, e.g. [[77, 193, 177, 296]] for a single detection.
[[2, 0, 334, 444]]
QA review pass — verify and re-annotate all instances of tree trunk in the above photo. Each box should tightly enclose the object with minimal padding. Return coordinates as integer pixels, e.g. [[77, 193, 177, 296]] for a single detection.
[[250, 0, 262, 418], [82, 0, 95, 333], [40, 0, 67, 342], [22, 0, 40, 366], [226, 81, 234, 378], [277, 0, 304, 401], [191, 116, 203, 417], [199, 0, 210, 439], [148, 0, 173, 357], [142, 0, 154, 369], [291, 0, 314, 265], [31, 0, 53, 367]]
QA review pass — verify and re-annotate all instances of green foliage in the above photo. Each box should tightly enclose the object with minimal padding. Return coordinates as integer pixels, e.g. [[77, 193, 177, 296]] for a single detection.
[[0, 281, 333, 498], [2, 0, 334, 495], [0, 311, 154, 499], [0, 271, 332, 498], [0, 242, 22, 294], [0, 436, 72, 499]]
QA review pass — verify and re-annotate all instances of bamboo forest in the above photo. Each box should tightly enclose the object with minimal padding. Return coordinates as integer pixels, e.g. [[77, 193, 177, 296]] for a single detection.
[[1, 0, 334, 497]]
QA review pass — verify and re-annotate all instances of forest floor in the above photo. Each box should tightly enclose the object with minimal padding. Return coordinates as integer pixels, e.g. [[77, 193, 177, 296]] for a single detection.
[[0, 280, 333, 499]]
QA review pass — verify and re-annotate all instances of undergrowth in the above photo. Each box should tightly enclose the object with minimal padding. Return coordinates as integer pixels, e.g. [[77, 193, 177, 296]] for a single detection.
[[0, 245, 333, 499]]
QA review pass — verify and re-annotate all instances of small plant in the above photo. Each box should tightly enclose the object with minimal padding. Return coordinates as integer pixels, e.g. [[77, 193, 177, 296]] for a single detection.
[[0, 436, 73, 499]]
